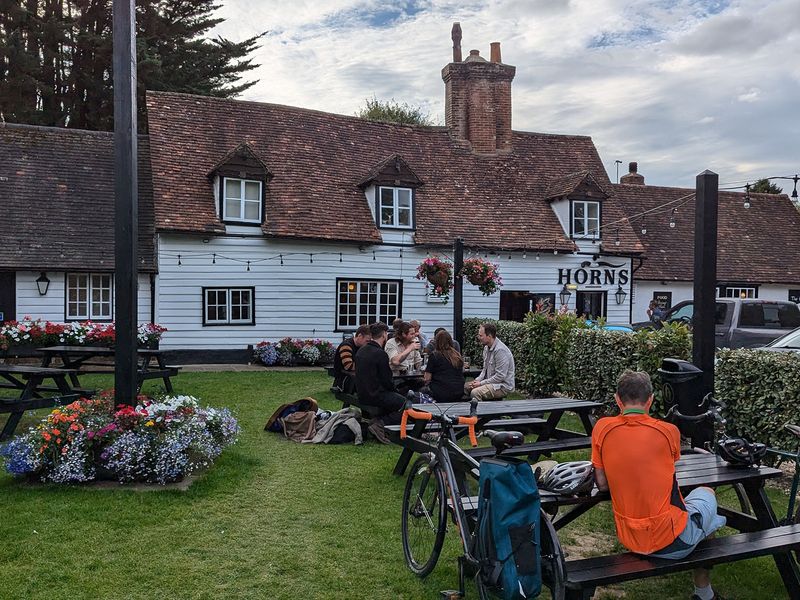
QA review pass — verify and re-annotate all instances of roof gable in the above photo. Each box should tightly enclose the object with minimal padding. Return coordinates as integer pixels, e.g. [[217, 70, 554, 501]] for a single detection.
[[545, 170, 609, 201], [208, 142, 273, 181], [357, 154, 423, 189]]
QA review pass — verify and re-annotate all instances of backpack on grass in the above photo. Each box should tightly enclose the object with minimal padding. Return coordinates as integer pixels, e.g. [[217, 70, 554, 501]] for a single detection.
[[264, 397, 319, 440], [475, 457, 542, 600]]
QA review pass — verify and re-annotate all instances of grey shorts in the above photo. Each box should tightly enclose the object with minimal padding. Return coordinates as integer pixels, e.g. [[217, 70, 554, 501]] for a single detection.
[[650, 487, 727, 560]]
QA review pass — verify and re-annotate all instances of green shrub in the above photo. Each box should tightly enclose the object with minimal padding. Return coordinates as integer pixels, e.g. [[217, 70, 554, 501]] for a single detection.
[[521, 312, 587, 396], [716, 349, 800, 453]]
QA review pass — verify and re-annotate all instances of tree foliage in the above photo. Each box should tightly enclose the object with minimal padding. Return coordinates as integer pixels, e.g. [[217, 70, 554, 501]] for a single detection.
[[355, 97, 432, 126], [751, 178, 783, 194], [0, 0, 264, 131]]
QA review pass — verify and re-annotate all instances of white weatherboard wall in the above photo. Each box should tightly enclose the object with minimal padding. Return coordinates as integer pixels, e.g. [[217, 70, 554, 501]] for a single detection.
[[632, 281, 799, 323], [156, 234, 633, 350], [14, 271, 152, 324]]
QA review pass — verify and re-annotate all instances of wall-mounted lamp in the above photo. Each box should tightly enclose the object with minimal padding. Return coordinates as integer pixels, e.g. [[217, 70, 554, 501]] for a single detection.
[[614, 284, 628, 305], [36, 272, 50, 296], [559, 284, 572, 306]]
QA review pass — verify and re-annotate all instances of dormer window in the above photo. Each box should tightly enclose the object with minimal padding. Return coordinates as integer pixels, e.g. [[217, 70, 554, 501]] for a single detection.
[[222, 177, 262, 224], [208, 143, 272, 228], [571, 200, 601, 239], [378, 186, 414, 229]]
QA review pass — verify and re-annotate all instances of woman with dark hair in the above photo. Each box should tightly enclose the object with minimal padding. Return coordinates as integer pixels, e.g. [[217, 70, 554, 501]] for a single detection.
[[423, 329, 466, 403]]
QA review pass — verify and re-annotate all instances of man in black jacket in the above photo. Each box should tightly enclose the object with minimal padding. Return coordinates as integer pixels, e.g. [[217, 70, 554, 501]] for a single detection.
[[332, 324, 370, 393], [355, 322, 406, 441]]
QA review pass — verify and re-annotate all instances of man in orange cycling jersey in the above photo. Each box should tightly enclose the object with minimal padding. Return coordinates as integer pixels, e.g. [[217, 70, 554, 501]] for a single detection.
[[592, 370, 727, 600]]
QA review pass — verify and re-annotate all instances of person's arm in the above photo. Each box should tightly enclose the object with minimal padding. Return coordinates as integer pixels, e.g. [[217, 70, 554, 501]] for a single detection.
[[423, 371, 432, 384], [594, 468, 609, 492], [377, 354, 396, 392], [339, 345, 355, 372]]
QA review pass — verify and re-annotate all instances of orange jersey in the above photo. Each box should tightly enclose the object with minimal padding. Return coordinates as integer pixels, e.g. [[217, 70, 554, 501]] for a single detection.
[[591, 413, 688, 554]]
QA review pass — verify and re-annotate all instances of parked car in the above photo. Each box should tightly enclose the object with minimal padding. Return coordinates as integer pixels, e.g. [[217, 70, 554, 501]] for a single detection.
[[756, 326, 800, 354], [632, 299, 800, 349]]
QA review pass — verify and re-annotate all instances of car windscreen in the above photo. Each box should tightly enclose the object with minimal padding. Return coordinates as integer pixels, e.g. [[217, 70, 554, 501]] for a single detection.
[[740, 302, 800, 328], [769, 327, 800, 348]]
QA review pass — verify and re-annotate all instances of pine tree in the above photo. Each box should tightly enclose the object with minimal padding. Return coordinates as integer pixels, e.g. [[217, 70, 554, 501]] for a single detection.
[[0, 0, 263, 130], [750, 178, 783, 194]]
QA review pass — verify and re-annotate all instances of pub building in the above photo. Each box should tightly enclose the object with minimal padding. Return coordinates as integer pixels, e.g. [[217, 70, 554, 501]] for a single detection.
[[1, 26, 798, 361]]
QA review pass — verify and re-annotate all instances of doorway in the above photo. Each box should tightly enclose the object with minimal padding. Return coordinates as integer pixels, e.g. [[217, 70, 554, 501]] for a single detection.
[[0, 272, 15, 322], [499, 291, 533, 322], [576, 291, 606, 319]]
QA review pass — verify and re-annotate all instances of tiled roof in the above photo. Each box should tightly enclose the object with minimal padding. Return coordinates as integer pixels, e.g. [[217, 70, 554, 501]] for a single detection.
[[0, 124, 156, 272], [145, 92, 644, 253], [544, 170, 608, 200], [613, 183, 800, 284]]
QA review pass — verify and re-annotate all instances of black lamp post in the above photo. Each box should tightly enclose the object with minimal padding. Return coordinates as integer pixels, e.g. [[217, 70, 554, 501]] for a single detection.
[[614, 284, 627, 305], [559, 284, 571, 306], [35, 272, 50, 296]]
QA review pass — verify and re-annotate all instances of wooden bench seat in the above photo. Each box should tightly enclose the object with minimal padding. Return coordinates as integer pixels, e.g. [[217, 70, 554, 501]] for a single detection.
[[564, 525, 800, 599], [467, 436, 592, 460], [0, 394, 81, 413], [385, 416, 547, 435]]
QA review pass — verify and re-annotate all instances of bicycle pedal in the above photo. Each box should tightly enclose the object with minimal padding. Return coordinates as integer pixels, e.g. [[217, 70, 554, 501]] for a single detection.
[[439, 591, 463, 600]]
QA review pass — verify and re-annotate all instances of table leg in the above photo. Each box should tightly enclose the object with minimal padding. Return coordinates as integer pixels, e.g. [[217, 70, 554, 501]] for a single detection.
[[40, 354, 52, 368], [163, 374, 174, 394], [1, 375, 41, 441], [61, 352, 82, 387], [535, 410, 564, 442], [578, 410, 595, 436], [54, 375, 72, 395], [393, 419, 427, 476], [743, 480, 800, 597]]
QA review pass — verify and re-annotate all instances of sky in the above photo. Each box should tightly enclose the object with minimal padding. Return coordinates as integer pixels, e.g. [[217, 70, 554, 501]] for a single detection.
[[211, 0, 800, 190]]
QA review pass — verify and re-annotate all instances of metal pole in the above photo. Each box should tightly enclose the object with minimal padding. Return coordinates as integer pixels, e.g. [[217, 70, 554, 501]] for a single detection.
[[453, 238, 464, 349], [693, 170, 718, 445], [113, 0, 138, 406]]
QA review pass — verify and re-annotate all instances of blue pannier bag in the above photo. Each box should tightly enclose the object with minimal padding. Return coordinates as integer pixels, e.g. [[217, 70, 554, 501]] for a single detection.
[[475, 457, 542, 599]]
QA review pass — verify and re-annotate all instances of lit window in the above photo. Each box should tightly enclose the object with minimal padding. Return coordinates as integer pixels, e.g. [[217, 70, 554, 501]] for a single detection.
[[66, 273, 112, 320], [203, 288, 255, 325], [377, 187, 413, 229], [572, 200, 600, 239], [718, 287, 757, 299], [223, 178, 262, 223], [336, 279, 401, 329]]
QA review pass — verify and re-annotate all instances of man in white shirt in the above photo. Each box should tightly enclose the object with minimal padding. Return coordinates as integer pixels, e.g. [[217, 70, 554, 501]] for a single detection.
[[466, 322, 515, 401]]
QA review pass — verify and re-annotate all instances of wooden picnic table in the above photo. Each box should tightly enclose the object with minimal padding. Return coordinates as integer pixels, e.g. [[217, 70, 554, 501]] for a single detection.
[[392, 367, 482, 382], [39, 345, 180, 394], [392, 397, 601, 476], [0, 364, 80, 440], [535, 452, 800, 598]]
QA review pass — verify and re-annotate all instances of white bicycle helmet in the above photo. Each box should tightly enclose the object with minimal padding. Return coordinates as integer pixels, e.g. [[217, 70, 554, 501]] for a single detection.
[[540, 461, 595, 495], [530, 460, 559, 484]]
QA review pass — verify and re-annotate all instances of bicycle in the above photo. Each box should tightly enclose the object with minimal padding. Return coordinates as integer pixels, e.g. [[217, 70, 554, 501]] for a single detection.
[[399, 399, 566, 600], [766, 424, 800, 526]]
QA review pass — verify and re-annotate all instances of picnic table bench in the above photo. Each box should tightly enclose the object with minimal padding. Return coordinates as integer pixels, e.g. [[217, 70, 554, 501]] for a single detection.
[[39, 346, 181, 393], [0, 364, 81, 440]]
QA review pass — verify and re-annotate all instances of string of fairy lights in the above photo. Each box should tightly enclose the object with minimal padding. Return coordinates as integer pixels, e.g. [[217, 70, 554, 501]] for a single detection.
[[160, 174, 798, 270]]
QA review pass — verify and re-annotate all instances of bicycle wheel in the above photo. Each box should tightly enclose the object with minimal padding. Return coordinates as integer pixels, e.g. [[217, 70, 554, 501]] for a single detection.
[[402, 453, 447, 577], [540, 513, 567, 600], [732, 483, 752, 515]]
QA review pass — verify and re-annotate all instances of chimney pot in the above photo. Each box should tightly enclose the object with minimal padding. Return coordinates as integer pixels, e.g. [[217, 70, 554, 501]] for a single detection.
[[451, 22, 462, 62], [470, 49, 480, 56], [490, 42, 501, 63], [620, 161, 645, 185], [629, 162, 638, 173]]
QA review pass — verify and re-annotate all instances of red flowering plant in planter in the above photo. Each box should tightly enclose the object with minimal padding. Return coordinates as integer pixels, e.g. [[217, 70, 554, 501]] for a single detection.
[[416, 256, 454, 302], [460, 257, 503, 296]]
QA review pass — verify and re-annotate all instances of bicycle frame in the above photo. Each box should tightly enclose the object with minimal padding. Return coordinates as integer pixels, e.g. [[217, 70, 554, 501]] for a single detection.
[[767, 445, 800, 522]]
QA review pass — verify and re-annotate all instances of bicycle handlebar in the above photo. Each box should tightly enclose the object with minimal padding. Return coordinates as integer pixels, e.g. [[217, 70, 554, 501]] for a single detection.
[[400, 399, 479, 447]]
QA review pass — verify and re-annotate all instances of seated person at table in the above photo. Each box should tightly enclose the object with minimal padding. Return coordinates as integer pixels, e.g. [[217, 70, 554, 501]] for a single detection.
[[332, 324, 371, 394], [465, 323, 515, 401], [409, 319, 429, 350], [424, 328, 461, 354], [593, 370, 727, 600], [384, 321, 422, 376], [422, 330, 465, 403], [355, 322, 406, 432]]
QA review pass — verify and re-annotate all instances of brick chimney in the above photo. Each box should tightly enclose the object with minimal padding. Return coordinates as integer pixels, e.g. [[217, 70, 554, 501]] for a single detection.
[[620, 162, 645, 185], [442, 23, 516, 153]]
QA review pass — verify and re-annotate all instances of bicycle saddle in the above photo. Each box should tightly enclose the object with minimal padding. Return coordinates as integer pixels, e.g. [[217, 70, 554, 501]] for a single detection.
[[786, 424, 800, 439], [485, 430, 525, 451]]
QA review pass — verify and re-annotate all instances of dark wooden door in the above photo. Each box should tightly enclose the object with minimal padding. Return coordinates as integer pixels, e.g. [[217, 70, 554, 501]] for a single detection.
[[499, 291, 534, 322], [0, 272, 15, 322]]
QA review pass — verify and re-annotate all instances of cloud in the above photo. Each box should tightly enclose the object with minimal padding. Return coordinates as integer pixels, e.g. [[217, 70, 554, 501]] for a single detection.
[[211, 0, 800, 188]]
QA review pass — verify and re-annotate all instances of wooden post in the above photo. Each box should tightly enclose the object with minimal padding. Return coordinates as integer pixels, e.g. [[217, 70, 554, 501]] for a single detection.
[[693, 170, 718, 445], [453, 238, 464, 349], [113, 0, 138, 406]]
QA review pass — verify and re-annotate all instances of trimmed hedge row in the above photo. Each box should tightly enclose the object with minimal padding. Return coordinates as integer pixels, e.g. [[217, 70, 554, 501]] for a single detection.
[[716, 349, 800, 453]]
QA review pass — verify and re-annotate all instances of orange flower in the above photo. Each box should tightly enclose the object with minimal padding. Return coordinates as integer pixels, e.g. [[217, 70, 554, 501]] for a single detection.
[[55, 438, 61, 444], [42, 432, 52, 441], [52, 429, 61, 436], [69, 423, 80, 431]]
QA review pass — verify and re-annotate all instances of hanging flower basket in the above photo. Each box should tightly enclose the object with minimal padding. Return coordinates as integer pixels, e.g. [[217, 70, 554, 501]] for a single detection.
[[416, 256, 454, 303], [460, 257, 503, 296]]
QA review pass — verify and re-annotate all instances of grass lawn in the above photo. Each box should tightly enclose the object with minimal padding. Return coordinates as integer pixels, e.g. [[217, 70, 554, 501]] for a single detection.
[[0, 370, 795, 599]]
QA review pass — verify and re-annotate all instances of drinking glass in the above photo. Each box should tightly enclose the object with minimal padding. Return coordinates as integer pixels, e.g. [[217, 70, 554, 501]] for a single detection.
[[463, 356, 471, 369]]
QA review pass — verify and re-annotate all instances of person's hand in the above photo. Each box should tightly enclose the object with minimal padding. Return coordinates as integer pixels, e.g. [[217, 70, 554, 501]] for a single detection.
[[469, 380, 480, 389], [410, 341, 421, 352]]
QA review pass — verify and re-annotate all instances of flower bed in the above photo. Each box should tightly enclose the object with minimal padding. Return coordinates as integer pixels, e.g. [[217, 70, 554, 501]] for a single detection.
[[0, 392, 239, 485], [254, 338, 335, 366], [0, 317, 167, 351]]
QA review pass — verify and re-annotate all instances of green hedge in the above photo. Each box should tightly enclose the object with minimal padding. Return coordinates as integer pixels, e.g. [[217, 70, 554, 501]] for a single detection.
[[716, 349, 800, 453]]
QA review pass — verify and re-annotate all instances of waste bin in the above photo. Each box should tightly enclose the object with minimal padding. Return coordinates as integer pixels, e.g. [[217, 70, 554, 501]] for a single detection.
[[657, 358, 712, 448]]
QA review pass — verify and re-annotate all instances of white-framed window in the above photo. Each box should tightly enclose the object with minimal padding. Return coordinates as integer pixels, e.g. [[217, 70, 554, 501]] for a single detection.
[[222, 177, 262, 223], [377, 186, 413, 229], [336, 279, 401, 330], [66, 273, 113, 320], [719, 287, 757, 299], [203, 287, 255, 325], [571, 200, 600, 239]]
